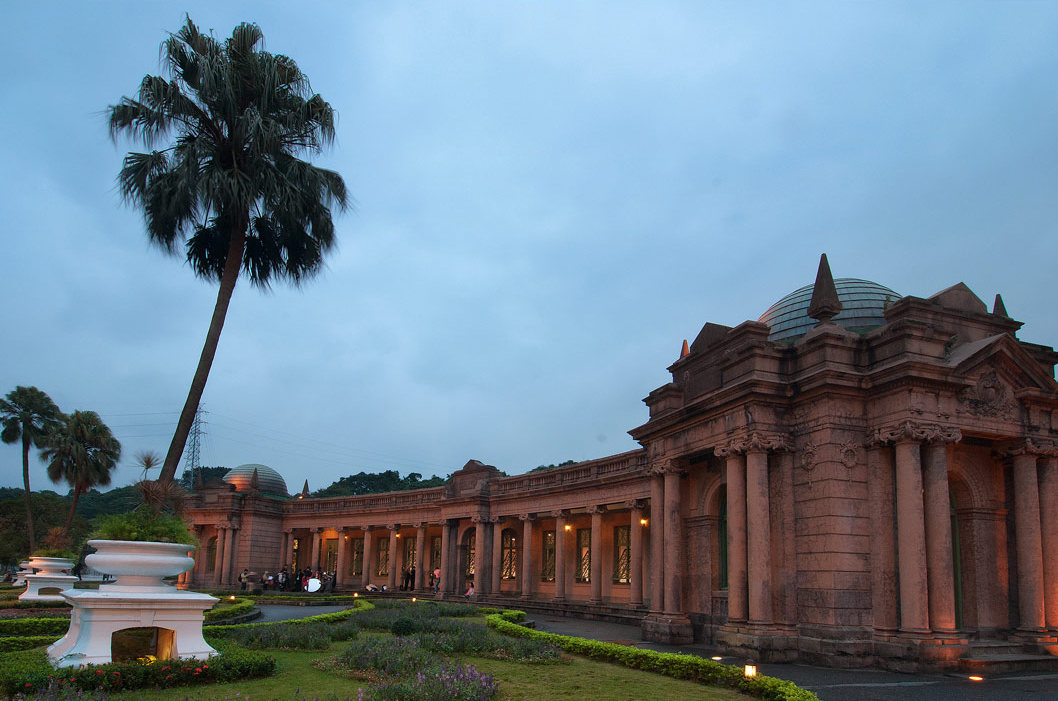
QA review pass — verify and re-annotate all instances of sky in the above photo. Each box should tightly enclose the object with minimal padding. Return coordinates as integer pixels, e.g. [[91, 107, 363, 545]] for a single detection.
[[2, 2, 1057, 494]]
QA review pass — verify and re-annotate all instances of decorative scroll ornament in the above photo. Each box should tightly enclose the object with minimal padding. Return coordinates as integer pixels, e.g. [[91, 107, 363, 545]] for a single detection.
[[800, 442, 818, 472], [550, 509, 568, 520], [586, 505, 605, 515], [649, 457, 685, 476], [839, 442, 860, 469], [715, 432, 794, 457], [518, 513, 535, 522], [470, 516, 484, 524], [999, 438, 1058, 458], [624, 499, 645, 510], [957, 370, 1019, 420], [870, 421, 962, 446]]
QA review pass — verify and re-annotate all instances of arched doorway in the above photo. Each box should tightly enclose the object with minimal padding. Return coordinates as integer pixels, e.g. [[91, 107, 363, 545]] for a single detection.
[[459, 530, 475, 593]]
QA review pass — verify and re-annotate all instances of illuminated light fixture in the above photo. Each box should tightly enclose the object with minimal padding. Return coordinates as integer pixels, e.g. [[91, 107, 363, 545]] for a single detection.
[[411, 597, 417, 602], [396, 533, 401, 538], [640, 518, 648, 526], [564, 525, 572, 531], [743, 660, 757, 678], [711, 656, 722, 661], [229, 595, 236, 601], [969, 676, 984, 682], [353, 592, 359, 598]]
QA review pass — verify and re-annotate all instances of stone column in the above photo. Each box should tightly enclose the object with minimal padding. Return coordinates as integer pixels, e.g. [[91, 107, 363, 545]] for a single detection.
[[745, 447, 772, 625], [628, 500, 645, 606], [213, 526, 226, 586], [491, 517, 504, 595], [649, 474, 664, 612], [520, 514, 535, 598], [361, 526, 374, 588], [439, 520, 451, 595], [415, 523, 427, 591], [284, 529, 295, 571], [221, 526, 236, 585], [662, 464, 684, 616], [1011, 447, 1045, 631], [310, 528, 322, 571], [387, 526, 399, 590], [335, 527, 348, 588], [866, 444, 898, 634], [553, 510, 567, 601], [718, 446, 747, 623], [588, 506, 604, 603], [923, 432, 961, 633], [894, 435, 929, 633], [1039, 454, 1058, 631]]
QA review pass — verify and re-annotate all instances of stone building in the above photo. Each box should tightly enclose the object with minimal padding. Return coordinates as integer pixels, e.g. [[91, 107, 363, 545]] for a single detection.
[[183, 255, 1058, 670]]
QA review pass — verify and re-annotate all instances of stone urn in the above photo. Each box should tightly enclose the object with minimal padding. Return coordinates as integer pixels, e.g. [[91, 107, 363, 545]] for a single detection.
[[28, 556, 75, 576], [86, 539, 194, 593]]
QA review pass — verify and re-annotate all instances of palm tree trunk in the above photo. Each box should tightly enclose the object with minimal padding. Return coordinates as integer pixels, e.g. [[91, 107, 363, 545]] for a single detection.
[[159, 219, 248, 485], [22, 434, 35, 553], [62, 485, 82, 536]]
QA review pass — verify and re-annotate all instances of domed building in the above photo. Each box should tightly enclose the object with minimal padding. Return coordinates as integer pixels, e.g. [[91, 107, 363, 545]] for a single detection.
[[183, 254, 1058, 673]]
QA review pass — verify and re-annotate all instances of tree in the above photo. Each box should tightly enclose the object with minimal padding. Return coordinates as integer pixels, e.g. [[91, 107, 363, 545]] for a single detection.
[[41, 410, 122, 540], [109, 17, 348, 486], [178, 466, 229, 490], [0, 386, 63, 553]]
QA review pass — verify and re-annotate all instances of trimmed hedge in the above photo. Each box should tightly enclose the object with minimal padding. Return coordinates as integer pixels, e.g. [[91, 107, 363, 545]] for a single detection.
[[0, 636, 60, 653], [203, 597, 255, 622], [485, 614, 821, 701], [0, 641, 275, 697], [0, 600, 69, 610], [0, 618, 70, 637]]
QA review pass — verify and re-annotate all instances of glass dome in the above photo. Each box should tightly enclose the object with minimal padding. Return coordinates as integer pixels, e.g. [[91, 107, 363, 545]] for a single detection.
[[223, 463, 289, 497], [758, 278, 901, 342]]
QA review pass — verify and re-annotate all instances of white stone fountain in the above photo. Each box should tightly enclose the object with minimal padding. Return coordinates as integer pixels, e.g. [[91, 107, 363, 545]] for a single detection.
[[20, 557, 77, 602], [13, 560, 34, 587], [48, 540, 217, 668]]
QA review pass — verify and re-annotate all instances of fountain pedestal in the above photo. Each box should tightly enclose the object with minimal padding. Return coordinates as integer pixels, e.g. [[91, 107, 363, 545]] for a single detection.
[[20, 558, 76, 602]]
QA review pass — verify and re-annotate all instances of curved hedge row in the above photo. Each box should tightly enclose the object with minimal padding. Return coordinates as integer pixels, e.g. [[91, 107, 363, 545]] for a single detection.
[[203, 597, 255, 622], [485, 614, 820, 701], [0, 618, 70, 637], [0, 636, 61, 653]]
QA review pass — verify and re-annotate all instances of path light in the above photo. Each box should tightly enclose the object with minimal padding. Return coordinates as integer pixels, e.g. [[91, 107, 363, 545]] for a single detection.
[[229, 595, 236, 601], [744, 660, 757, 678], [711, 656, 722, 661], [353, 592, 358, 598], [969, 676, 984, 682], [412, 597, 417, 602]]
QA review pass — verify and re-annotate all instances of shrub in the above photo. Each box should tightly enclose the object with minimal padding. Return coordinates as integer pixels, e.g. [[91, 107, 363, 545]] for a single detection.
[[0, 636, 61, 653], [29, 549, 75, 560], [391, 617, 420, 636], [211, 621, 335, 650], [338, 636, 435, 677], [91, 509, 196, 545], [203, 597, 255, 622], [365, 663, 498, 701], [0, 617, 70, 637]]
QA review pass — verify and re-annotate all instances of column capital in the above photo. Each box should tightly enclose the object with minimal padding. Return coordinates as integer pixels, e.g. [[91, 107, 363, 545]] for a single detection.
[[309, 527, 322, 534], [386, 524, 399, 531], [518, 513, 535, 522], [471, 515, 485, 524], [489, 515, 503, 524], [282, 528, 293, 535], [414, 522, 427, 530], [335, 526, 347, 534], [363, 524, 375, 532], [869, 420, 961, 446], [215, 524, 228, 531], [649, 457, 686, 476], [586, 505, 605, 515], [550, 509, 568, 520], [998, 438, 1058, 458], [624, 499, 645, 510], [716, 431, 792, 456]]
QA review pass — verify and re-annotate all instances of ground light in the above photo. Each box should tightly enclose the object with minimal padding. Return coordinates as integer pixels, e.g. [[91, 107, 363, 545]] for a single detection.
[[229, 595, 236, 601], [711, 656, 722, 661], [744, 660, 757, 678], [969, 676, 984, 681]]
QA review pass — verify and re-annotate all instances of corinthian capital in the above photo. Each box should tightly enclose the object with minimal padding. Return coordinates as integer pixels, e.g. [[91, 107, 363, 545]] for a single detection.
[[870, 421, 962, 446], [715, 431, 792, 456], [999, 438, 1058, 458]]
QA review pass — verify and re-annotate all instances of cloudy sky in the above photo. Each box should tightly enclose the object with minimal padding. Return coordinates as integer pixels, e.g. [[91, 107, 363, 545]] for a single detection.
[[2, 2, 1057, 493]]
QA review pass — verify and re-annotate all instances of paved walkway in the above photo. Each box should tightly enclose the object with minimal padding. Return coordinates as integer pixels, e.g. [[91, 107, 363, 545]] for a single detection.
[[254, 603, 1058, 700]]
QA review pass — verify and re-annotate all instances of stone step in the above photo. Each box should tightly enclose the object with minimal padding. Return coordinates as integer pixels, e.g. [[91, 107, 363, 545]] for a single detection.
[[960, 643, 1058, 674]]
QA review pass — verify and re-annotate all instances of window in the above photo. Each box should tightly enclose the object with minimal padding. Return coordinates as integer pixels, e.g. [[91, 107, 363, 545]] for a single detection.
[[576, 528, 591, 583], [403, 537, 416, 571], [377, 538, 389, 577], [719, 486, 728, 591], [541, 531, 555, 582], [501, 529, 518, 579], [612, 525, 630, 583], [323, 538, 338, 572], [430, 536, 442, 571], [463, 532, 476, 578], [350, 538, 363, 577]]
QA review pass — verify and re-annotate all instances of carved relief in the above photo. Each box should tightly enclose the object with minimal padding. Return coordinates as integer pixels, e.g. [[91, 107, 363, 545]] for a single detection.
[[999, 438, 1058, 458], [716, 431, 792, 457], [957, 370, 1019, 421], [870, 421, 962, 446], [800, 442, 818, 472], [839, 442, 859, 469]]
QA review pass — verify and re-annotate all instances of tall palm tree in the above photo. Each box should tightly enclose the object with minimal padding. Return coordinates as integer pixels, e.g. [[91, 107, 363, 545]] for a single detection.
[[41, 411, 122, 538], [109, 17, 348, 485], [0, 386, 63, 553]]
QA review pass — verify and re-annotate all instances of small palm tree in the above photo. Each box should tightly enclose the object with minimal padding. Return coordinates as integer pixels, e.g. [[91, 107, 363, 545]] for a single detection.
[[109, 17, 348, 486], [41, 410, 122, 538], [0, 386, 63, 553]]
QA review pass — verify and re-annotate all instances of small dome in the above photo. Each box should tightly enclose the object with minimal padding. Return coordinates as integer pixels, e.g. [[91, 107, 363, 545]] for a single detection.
[[758, 278, 901, 342], [223, 463, 289, 497]]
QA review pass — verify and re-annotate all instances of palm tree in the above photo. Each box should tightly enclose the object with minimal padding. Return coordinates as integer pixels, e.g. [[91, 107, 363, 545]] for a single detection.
[[0, 386, 63, 552], [109, 17, 348, 485], [41, 411, 122, 538]]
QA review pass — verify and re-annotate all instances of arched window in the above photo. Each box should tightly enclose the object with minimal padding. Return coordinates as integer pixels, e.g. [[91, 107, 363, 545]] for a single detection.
[[206, 537, 218, 573], [462, 531, 476, 579], [501, 529, 518, 579]]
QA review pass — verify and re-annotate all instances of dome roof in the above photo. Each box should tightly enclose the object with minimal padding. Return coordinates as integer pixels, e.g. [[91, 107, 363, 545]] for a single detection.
[[223, 463, 289, 496], [758, 278, 901, 342]]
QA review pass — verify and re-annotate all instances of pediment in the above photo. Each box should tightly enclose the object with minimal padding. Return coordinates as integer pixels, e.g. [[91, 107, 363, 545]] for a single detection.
[[929, 282, 987, 314], [948, 335, 1058, 419]]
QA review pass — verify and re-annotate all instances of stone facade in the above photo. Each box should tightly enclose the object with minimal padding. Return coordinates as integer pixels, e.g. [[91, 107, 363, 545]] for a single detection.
[[183, 255, 1058, 670]]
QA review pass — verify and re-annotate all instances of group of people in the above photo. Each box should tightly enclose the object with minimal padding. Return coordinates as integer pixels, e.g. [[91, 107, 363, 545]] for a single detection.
[[237, 567, 338, 593]]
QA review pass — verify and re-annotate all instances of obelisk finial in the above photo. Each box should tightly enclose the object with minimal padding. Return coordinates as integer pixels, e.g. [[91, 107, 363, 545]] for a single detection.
[[807, 253, 842, 324], [993, 293, 1008, 317], [680, 339, 689, 358]]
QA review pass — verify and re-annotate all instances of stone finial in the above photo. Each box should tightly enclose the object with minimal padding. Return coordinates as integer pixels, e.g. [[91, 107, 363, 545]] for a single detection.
[[807, 253, 842, 324], [249, 468, 260, 491], [301, 479, 310, 498], [993, 293, 1008, 317], [680, 339, 690, 358]]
